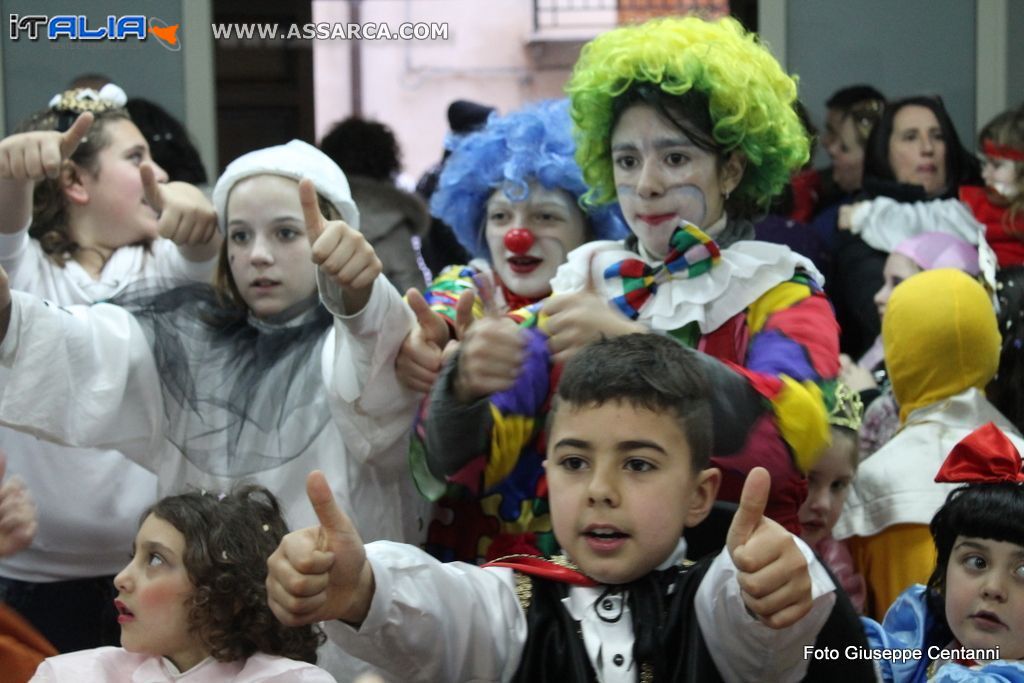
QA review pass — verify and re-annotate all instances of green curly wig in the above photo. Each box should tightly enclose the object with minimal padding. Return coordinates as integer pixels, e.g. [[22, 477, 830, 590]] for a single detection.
[[567, 16, 809, 214]]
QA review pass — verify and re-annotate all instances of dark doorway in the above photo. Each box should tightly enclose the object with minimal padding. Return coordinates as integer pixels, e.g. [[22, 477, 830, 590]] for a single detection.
[[213, 0, 315, 172]]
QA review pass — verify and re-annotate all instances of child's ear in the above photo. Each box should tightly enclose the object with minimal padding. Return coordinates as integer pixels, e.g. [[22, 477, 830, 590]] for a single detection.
[[61, 162, 89, 206], [719, 151, 747, 199], [683, 467, 721, 527]]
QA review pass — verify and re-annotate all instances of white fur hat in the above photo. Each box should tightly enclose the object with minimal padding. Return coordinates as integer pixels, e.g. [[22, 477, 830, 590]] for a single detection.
[[212, 139, 360, 234]]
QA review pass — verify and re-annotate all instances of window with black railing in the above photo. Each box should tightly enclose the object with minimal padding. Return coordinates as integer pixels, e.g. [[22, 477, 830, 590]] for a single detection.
[[532, 0, 756, 33]]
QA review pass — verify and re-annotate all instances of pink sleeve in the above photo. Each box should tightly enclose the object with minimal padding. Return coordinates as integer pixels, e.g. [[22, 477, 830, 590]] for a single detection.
[[818, 536, 866, 614]]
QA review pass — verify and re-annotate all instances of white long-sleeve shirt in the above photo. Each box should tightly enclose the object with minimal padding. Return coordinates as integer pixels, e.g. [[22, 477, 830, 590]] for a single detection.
[[0, 227, 215, 581], [0, 273, 427, 543], [322, 538, 837, 683]]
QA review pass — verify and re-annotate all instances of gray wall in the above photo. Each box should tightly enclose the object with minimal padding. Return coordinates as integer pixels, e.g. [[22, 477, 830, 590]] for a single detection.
[[786, 0, 976, 164], [1, 0, 185, 131], [1009, 0, 1024, 109]]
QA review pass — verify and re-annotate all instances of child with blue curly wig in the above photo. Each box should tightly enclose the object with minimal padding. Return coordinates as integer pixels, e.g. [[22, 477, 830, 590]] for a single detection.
[[395, 98, 626, 393], [419, 16, 842, 566]]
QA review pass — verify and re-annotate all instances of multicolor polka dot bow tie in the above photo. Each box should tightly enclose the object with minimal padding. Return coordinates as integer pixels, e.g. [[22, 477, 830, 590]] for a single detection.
[[603, 223, 721, 319]]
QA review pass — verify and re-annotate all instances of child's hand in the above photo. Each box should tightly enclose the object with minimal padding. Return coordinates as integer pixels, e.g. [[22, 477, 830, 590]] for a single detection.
[[541, 257, 645, 364], [396, 288, 452, 393], [453, 314, 526, 403], [837, 202, 866, 231], [0, 451, 37, 558], [300, 178, 381, 313], [725, 467, 813, 629], [140, 163, 219, 251], [266, 470, 374, 627], [838, 353, 877, 393], [0, 112, 92, 181]]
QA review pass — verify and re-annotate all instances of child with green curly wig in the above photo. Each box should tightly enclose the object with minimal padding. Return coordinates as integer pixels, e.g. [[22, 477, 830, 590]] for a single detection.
[[419, 15, 842, 564]]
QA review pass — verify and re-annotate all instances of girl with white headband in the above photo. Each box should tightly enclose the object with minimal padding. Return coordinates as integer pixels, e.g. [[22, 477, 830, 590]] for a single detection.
[[0, 84, 217, 653]]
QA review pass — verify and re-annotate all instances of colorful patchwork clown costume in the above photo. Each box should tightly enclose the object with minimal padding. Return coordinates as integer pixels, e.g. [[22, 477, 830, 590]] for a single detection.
[[415, 17, 840, 564]]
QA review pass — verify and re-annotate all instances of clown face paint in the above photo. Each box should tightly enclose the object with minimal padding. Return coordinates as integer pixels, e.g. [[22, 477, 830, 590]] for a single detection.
[[484, 183, 587, 299], [611, 104, 739, 259]]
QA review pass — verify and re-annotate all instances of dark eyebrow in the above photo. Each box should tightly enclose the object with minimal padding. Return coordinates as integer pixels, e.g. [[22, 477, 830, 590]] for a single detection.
[[618, 440, 669, 455], [552, 437, 669, 455], [954, 540, 986, 552], [651, 136, 695, 150], [140, 540, 177, 559], [553, 437, 590, 450], [611, 136, 695, 153]]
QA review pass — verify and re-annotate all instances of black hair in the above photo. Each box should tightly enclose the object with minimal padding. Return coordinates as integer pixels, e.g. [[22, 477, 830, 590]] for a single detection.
[[826, 84, 886, 112], [553, 333, 712, 470], [924, 482, 1024, 645], [125, 98, 208, 185], [319, 116, 401, 181], [863, 95, 981, 200], [145, 485, 324, 663]]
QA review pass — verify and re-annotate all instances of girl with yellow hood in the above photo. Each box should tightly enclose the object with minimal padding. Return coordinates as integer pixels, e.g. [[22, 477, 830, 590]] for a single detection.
[[833, 268, 1024, 619]]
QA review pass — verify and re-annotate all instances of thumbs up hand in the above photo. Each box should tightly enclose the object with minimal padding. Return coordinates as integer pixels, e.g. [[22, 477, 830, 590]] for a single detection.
[[540, 253, 645, 364], [0, 111, 93, 181], [300, 179, 381, 314], [396, 288, 452, 393], [140, 163, 219, 255], [266, 470, 374, 626], [725, 467, 813, 629]]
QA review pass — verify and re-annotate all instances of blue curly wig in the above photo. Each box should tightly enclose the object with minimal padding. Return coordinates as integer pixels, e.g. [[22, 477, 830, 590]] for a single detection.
[[430, 98, 627, 259]]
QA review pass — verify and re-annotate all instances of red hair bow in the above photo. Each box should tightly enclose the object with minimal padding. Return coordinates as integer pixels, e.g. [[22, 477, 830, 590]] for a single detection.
[[934, 422, 1024, 484]]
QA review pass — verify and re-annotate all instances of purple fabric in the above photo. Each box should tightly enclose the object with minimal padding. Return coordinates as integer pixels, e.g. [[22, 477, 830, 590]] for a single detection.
[[489, 329, 552, 415], [745, 329, 817, 381]]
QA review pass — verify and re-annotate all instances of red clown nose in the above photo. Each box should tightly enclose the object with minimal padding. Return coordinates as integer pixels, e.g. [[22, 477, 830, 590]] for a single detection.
[[504, 228, 535, 254]]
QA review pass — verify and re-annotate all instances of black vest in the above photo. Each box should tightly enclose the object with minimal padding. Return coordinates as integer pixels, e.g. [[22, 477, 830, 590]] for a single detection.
[[510, 556, 723, 683]]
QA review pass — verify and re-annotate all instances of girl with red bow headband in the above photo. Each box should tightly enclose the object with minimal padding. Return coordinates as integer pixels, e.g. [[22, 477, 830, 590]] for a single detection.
[[862, 422, 1024, 681]]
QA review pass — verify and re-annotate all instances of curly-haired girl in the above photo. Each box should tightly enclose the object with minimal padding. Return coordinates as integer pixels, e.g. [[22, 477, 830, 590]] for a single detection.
[[30, 485, 334, 681], [420, 16, 840, 562]]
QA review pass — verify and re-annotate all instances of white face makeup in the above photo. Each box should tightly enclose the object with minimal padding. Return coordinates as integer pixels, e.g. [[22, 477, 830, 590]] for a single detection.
[[483, 184, 587, 300], [225, 175, 319, 320], [610, 104, 739, 258]]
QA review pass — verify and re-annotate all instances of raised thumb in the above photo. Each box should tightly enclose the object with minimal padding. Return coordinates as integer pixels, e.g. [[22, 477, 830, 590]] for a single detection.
[[299, 179, 325, 245], [454, 289, 476, 339], [726, 466, 771, 554], [139, 162, 163, 213], [407, 288, 432, 323], [306, 470, 349, 535], [59, 112, 93, 159]]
